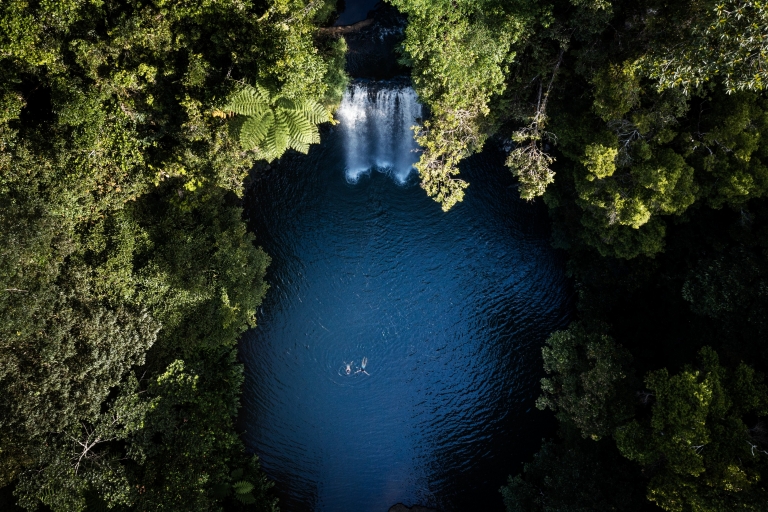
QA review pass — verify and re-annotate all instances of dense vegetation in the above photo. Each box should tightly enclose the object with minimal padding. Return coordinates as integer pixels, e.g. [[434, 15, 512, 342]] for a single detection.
[[0, 0, 345, 510], [3, 0, 767, 510], [390, 0, 768, 510]]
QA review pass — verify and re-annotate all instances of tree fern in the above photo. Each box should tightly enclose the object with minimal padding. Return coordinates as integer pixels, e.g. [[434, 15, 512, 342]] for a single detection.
[[223, 84, 329, 161], [232, 480, 257, 504]]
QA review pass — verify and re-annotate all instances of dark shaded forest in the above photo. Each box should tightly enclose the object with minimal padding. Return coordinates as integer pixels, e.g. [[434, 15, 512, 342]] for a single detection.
[[1, 0, 767, 511]]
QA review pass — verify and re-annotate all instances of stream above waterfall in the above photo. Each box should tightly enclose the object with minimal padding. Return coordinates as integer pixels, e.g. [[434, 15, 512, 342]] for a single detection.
[[240, 81, 571, 512]]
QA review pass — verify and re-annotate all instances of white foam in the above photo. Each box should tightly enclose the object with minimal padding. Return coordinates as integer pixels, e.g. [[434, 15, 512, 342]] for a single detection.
[[337, 83, 422, 185]]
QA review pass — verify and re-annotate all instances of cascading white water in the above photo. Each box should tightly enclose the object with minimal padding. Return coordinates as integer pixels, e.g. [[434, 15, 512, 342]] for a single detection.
[[336, 82, 422, 184]]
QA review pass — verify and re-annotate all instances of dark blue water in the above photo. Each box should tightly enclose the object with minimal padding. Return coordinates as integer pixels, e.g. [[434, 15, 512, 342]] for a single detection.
[[335, 0, 381, 25], [240, 85, 570, 512]]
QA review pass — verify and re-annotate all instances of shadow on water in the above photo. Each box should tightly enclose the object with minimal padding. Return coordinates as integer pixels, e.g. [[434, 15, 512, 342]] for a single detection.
[[239, 83, 571, 512]]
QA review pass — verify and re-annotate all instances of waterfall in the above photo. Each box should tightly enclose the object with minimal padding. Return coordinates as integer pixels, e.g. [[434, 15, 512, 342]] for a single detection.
[[336, 82, 423, 184]]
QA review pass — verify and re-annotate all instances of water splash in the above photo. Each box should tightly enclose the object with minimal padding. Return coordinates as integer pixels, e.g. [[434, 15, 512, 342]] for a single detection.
[[336, 82, 422, 184]]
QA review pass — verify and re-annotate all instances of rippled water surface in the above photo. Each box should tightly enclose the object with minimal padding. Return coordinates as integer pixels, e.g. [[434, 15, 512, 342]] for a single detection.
[[240, 84, 570, 512]]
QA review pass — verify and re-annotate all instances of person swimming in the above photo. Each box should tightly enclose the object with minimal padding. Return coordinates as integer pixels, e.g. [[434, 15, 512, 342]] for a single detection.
[[358, 356, 370, 376], [344, 361, 353, 375]]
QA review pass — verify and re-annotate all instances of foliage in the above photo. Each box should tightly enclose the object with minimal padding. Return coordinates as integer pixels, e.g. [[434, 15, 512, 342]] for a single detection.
[[14, 375, 152, 512], [592, 62, 643, 122], [0, 0, 344, 508], [537, 322, 636, 440], [648, 0, 768, 94], [507, 128, 556, 200], [550, 4, 767, 257], [501, 438, 652, 512], [318, 36, 351, 110], [223, 83, 330, 161], [212, 461, 281, 509], [15, 351, 279, 512], [485, 1, 768, 510], [505, 48, 564, 200], [690, 93, 768, 209], [615, 347, 768, 511], [682, 246, 768, 322], [133, 189, 271, 361], [5, 182, 273, 510], [569, 88, 767, 259], [0, 206, 160, 485], [387, 0, 543, 210], [393, 0, 767, 255], [1, 146, 272, 508]]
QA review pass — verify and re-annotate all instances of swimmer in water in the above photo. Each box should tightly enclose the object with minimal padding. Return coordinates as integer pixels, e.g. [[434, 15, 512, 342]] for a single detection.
[[358, 356, 370, 376], [344, 361, 353, 375]]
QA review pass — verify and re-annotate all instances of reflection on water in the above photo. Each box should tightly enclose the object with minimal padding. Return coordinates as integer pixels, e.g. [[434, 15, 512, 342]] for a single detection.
[[240, 83, 571, 512]]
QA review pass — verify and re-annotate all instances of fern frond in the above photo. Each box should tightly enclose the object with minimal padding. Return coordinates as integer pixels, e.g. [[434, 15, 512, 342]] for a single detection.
[[232, 481, 254, 494], [235, 492, 257, 504], [239, 110, 274, 150], [306, 124, 320, 145], [289, 122, 320, 146], [268, 112, 290, 158], [258, 144, 280, 162], [281, 108, 314, 142], [296, 98, 329, 124], [274, 97, 297, 111], [290, 139, 310, 154], [224, 85, 270, 116]]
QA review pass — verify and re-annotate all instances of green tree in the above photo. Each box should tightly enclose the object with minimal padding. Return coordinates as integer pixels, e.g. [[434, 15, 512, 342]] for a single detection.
[[0, 209, 159, 486], [15, 351, 279, 512], [501, 438, 654, 512], [537, 322, 636, 440], [615, 347, 768, 511], [1, 0, 343, 506], [14, 375, 152, 511], [387, 0, 543, 210], [648, 0, 768, 94], [495, 0, 768, 257]]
